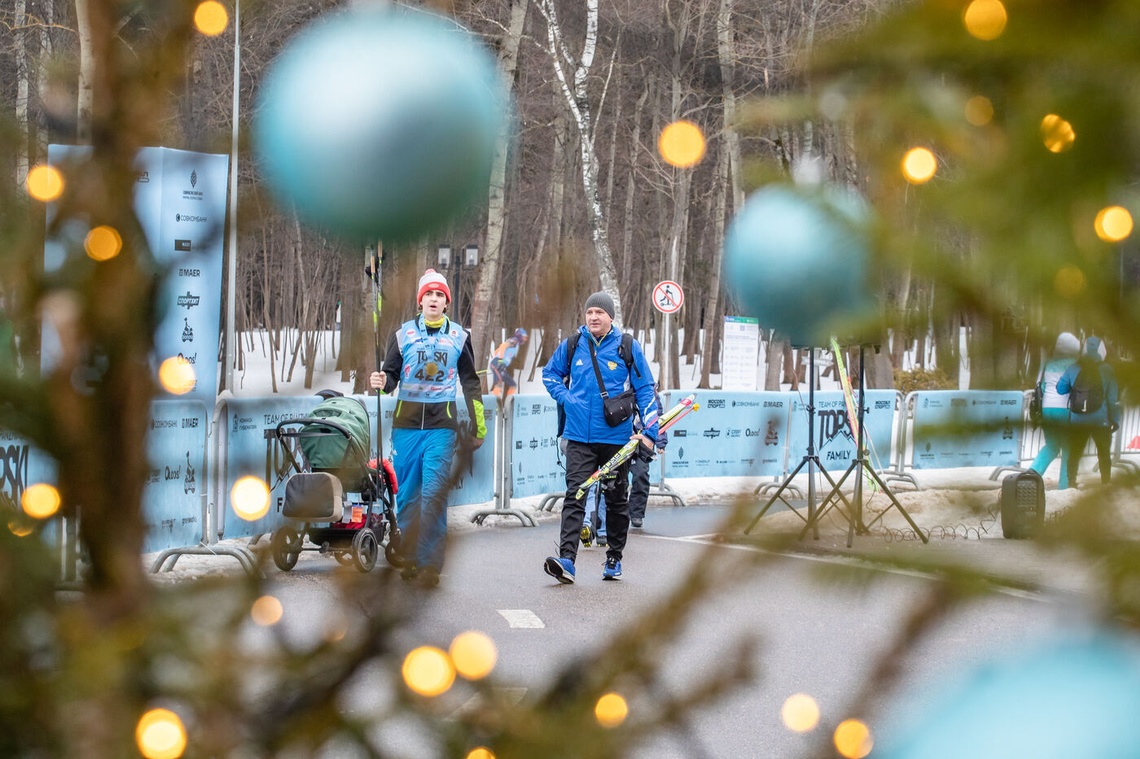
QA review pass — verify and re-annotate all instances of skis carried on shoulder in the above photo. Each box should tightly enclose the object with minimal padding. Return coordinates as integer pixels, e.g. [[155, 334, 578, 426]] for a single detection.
[[574, 393, 699, 500]]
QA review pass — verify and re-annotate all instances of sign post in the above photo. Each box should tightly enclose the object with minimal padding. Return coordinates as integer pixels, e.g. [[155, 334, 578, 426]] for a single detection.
[[653, 280, 684, 388]]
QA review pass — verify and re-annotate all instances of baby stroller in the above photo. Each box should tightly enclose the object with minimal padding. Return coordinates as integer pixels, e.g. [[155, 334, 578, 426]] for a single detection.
[[270, 394, 401, 573]]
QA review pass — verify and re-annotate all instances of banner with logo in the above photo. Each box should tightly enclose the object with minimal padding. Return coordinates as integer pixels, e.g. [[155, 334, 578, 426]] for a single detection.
[[909, 390, 1023, 469], [218, 396, 319, 540], [142, 400, 208, 553], [44, 145, 228, 406], [785, 390, 897, 473], [507, 394, 562, 499], [662, 391, 793, 478], [0, 430, 57, 514]]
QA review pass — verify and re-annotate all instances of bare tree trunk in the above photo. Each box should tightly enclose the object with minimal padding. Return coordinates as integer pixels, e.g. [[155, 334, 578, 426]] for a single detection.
[[470, 0, 528, 365], [75, 0, 95, 142], [537, 0, 623, 324]]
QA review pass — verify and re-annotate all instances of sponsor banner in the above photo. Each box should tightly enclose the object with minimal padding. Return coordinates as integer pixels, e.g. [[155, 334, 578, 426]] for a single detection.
[[1, 401, 206, 554], [357, 393, 498, 507], [0, 428, 58, 516], [143, 400, 208, 553], [152, 148, 228, 404], [508, 394, 562, 499], [44, 145, 228, 406], [662, 391, 792, 478], [786, 390, 897, 473], [910, 390, 1023, 470], [220, 396, 317, 540]]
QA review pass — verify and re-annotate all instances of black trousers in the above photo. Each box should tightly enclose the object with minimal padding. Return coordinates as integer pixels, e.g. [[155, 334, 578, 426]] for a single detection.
[[560, 440, 630, 563], [627, 453, 651, 521], [1066, 424, 1113, 486]]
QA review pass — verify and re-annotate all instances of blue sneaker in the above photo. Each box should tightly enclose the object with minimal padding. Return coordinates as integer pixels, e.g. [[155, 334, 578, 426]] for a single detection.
[[544, 556, 576, 584], [602, 557, 622, 581]]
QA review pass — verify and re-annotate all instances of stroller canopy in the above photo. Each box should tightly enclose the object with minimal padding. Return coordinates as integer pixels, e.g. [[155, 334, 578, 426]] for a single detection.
[[301, 396, 371, 471]]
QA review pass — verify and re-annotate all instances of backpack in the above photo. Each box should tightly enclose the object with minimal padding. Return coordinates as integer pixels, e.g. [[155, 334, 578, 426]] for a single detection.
[[556, 332, 639, 437], [1067, 360, 1105, 414]]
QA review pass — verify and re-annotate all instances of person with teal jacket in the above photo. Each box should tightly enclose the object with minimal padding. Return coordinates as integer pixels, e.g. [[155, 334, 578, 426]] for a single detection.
[[1029, 332, 1080, 489], [1056, 335, 1120, 487]]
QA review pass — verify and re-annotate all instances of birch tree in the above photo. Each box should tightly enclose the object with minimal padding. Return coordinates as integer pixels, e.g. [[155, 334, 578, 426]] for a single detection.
[[468, 0, 529, 366], [535, 0, 624, 325]]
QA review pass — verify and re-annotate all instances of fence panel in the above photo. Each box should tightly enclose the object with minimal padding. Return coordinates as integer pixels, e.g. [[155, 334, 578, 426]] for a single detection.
[[785, 390, 897, 474], [662, 391, 793, 478], [908, 390, 1024, 470], [505, 394, 561, 499]]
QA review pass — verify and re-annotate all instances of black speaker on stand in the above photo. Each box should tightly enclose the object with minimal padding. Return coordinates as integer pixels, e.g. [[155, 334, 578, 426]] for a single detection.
[[802, 344, 927, 546], [744, 347, 852, 538]]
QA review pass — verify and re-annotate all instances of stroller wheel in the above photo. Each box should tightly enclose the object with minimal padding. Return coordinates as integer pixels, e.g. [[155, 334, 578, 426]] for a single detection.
[[352, 527, 379, 573], [272, 526, 302, 571]]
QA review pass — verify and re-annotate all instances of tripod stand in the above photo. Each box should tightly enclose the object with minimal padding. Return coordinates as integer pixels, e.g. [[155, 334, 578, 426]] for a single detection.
[[803, 345, 927, 545], [744, 348, 851, 538]]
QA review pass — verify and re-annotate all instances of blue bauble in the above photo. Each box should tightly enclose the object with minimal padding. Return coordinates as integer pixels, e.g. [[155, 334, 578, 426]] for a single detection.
[[723, 185, 874, 345], [253, 8, 507, 242], [879, 633, 1140, 759]]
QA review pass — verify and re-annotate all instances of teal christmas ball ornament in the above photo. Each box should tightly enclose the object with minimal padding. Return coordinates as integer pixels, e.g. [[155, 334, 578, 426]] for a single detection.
[[878, 633, 1140, 758], [723, 184, 874, 345], [253, 8, 507, 242]]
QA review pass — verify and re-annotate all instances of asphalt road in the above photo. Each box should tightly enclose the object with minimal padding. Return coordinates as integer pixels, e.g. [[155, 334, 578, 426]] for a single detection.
[[260, 503, 1096, 758]]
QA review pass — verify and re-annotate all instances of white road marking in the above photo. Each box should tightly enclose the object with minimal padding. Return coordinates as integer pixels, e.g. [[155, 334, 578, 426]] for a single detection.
[[498, 609, 545, 628], [640, 534, 1052, 601]]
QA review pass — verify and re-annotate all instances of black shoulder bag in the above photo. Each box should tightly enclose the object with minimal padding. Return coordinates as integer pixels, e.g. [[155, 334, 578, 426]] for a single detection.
[[587, 338, 637, 426]]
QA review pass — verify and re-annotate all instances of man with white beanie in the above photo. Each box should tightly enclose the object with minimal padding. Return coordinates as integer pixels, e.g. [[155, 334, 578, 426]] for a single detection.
[[369, 268, 485, 588]]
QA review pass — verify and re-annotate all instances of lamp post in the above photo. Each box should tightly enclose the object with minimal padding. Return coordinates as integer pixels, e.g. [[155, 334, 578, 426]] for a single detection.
[[436, 243, 479, 323]]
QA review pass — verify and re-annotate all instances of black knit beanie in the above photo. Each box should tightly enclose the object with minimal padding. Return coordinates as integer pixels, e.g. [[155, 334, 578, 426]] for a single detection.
[[584, 291, 615, 319]]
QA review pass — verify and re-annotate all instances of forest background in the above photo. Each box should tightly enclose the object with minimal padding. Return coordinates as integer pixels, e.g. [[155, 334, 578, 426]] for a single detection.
[[1, 0, 1025, 397]]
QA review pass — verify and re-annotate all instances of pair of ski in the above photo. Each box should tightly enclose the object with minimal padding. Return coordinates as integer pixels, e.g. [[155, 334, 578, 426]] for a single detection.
[[574, 393, 699, 499]]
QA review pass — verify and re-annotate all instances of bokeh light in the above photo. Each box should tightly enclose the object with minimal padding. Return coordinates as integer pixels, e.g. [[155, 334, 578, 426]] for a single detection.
[[250, 595, 284, 626], [1054, 266, 1086, 298], [963, 0, 1007, 40], [781, 693, 821, 733], [834, 718, 873, 759], [594, 692, 629, 728], [8, 517, 34, 537], [230, 476, 271, 521], [21, 483, 61, 519], [965, 95, 994, 126], [26, 165, 64, 201], [466, 749, 495, 759], [449, 630, 497, 680], [402, 646, 456, 697], [193, 1, 229, 36], [901, 147, 937, 184], [85, 225, 123, 261], [1095, 205, 1133, 242], [1041, 114, 1075, 153], [658, 120, 707, 168], [158, 356, 196, 395], [135, 708, 187, 759]]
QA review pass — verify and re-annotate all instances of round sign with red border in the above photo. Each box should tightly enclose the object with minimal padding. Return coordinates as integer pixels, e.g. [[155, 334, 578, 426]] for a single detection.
[[653, 281, 684, 314]]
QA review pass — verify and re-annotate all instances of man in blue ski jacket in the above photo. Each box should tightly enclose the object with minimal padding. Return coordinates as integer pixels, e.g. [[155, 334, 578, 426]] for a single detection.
[[541, 291, 659, 584]]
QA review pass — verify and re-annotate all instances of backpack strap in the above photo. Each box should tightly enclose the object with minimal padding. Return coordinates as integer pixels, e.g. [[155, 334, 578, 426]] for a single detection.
[[565, 331, 640, 386], [620, 332, 641, 379]]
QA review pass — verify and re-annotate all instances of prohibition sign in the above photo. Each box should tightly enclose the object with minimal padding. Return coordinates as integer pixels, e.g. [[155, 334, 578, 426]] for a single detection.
[[653, 280, 684, 314]]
